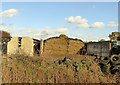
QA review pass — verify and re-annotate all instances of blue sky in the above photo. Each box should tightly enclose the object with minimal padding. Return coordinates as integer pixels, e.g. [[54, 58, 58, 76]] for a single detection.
[[0, 2, 118, 41], [1, 0, 119, 2]]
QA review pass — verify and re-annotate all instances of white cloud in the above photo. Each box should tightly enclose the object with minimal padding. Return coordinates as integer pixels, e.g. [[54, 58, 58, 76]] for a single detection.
[[107, 21, 118, 28], [90, 22, 105, 28], [77, 23, 89, 28], [29, 27, 68, 39], [77, 34, 109, 42], [65, 16, 118, 29], [38, 27, 68, 39], [74, 16, 88, 24], [0, 24, 68, 39], [55, 27, 68, 33], [65, 16, 75, 23], [65, 16, 105, 28], [0, 24, 14, 33], [65, 16, 88, 24], [0, 9, 18, 17], [65, 16, 89, 28]]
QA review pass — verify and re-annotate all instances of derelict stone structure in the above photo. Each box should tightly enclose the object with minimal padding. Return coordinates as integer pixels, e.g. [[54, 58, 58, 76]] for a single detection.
[[7, 37, 40, 56], [7, 34, 85, 56], [86, 41, 112, 57], [7, 37, 19, 55], [21, 37, 34, 56]]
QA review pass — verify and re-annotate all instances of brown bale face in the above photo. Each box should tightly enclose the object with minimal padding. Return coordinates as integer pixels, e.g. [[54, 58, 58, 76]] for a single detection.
[[43, 34, 85, 55]]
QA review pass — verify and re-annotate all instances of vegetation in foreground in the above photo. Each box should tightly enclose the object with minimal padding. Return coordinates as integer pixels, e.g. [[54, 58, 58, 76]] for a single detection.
[[2, 54, 120, 83]]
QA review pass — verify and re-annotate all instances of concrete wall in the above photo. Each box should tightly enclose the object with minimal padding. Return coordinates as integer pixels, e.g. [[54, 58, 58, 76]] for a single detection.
[[21, 37, 34, 56], [7, 37, 35, 56], [101, 42, 111, 57], [87, 41, 111, 57], [7, 37, 18, 55]]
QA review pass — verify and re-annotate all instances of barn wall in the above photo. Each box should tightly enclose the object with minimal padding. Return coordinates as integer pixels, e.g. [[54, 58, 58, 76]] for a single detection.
[[86, 41, 111, 57], [101, 42, 111, 57], [21, 37, 34, 56], [7, 37, 19, 55], [7, 37, 37, 56]]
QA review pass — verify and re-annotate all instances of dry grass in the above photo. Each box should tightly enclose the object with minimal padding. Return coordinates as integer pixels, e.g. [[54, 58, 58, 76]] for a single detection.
[[2, 54, 119, 83]]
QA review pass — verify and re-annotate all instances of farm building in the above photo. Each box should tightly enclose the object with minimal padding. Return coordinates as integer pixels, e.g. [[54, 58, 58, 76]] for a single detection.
[[7, 34, 84, 56], [86, 41, 112, 57], [7, 37, 41, 56], [2, 34, 85, 56]]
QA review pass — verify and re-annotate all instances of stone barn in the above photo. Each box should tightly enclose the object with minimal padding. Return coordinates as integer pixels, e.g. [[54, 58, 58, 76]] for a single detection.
[[43, 34, 85, 55], [7, 37, 40, 56]]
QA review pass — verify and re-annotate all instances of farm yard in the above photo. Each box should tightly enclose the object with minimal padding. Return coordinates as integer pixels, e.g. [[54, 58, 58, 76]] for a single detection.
[[2, 55, 118, 83], [2, 54, 119, 83], [1, 31, 120, 84], [1, 2, 119, 84]]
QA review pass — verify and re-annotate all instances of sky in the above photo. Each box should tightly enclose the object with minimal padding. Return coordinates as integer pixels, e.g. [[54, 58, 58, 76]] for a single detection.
[[1, 0, 120, 2], [0, 2, 119, 41]]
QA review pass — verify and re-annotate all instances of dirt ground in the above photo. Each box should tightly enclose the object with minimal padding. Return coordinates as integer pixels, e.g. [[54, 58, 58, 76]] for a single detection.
[[2, 54, 120, 83]]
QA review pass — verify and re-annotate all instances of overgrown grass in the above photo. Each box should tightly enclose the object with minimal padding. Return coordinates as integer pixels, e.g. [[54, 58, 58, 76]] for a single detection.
[[2, 54, 118, 83]]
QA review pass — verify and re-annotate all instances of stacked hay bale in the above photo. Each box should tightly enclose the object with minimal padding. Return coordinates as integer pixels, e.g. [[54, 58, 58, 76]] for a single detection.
[[43, 34, 84, 55], [68, 39, 84, 54], [44, 34, 68, 55]]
